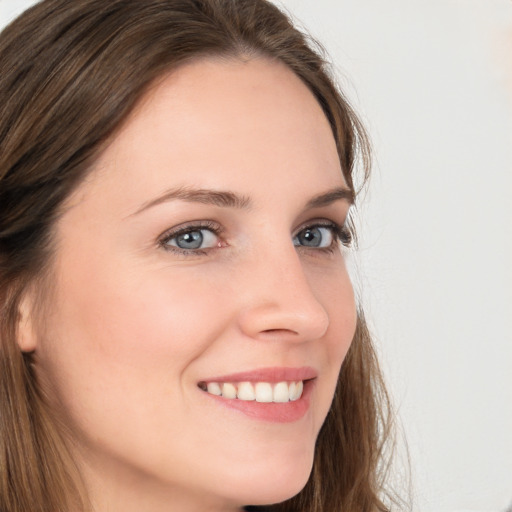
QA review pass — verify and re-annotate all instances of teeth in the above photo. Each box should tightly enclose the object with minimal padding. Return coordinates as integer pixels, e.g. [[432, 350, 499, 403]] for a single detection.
[[206, 382, 222, 396], [202, 380, 305, 402], [273, 381, 290, 403], [292, 381, 303, 401], [222, 383, 237, 399], [237, 382, 255, 401], [289, 381, 297, 400], [255, 382, 273, 403]]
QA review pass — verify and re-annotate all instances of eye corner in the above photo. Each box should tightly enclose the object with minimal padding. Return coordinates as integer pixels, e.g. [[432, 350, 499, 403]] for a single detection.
[[338, 225, 353, 247]]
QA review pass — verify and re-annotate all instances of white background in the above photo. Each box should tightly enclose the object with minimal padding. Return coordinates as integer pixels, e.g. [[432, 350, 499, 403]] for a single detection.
[[1, 1, 511, 511]]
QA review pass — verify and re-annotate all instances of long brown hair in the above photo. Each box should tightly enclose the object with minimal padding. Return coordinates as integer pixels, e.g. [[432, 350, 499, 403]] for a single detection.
[[0, 1, 395, 510]]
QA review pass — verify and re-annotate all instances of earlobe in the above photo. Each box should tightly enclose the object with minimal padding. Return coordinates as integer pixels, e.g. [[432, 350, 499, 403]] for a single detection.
[[17, 293, 38, 353]]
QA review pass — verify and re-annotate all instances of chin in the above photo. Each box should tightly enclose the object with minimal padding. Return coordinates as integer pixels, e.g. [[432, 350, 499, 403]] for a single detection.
[[252, 475, 310, 506], [225, 448, 314, 508], [242, 472, 311, 507]]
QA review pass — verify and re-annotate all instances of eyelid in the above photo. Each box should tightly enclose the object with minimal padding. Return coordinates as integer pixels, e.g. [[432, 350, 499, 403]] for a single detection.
[[294, 218, 348, 235], [158, 220, 224, 253], [294, 218, 339, 234]]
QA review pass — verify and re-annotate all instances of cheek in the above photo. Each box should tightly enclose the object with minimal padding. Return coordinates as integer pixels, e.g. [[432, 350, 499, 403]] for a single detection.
[[56, 252, 223, 349], [302, 260, 357, 426], [315, 259, 357, 350], [321, 265, 357, 398], [332, 278, 357, 362], [36, 254, 229, 424], [34, 258, 239, 487]]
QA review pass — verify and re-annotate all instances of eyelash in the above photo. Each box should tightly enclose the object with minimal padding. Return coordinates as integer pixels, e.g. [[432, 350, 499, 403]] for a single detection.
[[158, 220, 352, 256], [159, 220, 224, 256]]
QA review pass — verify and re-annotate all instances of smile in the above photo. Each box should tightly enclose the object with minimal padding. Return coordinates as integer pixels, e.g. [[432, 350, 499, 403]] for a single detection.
[[199, 380, 304, 402], [197, 367, 316, 422]]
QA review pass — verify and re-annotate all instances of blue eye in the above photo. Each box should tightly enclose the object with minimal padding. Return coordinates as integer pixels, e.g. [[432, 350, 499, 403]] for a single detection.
[[161, 224, 220, 251], [293, 225, 335, 249]]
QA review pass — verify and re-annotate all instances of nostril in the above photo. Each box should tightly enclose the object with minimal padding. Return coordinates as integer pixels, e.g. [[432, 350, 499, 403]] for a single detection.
[[256, 328, 303, 340], [261, 328, 298, 335]]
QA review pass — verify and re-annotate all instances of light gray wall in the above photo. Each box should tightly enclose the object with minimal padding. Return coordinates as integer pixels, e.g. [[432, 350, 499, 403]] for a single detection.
[[1, 1, 511, 511]]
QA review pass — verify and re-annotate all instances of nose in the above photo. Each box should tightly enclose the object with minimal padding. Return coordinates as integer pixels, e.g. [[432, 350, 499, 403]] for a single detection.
[[236, 244, 330, 343]]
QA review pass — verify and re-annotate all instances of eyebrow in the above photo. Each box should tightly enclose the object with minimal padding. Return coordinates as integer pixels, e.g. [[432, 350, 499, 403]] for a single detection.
[[131, 185, 354, 216], [131, 186, 252, 216], [305, 187, 355, 208]]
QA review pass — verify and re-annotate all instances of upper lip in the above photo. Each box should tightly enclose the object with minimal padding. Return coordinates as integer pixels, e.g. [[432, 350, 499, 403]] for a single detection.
[[199, 366, 317, 384]]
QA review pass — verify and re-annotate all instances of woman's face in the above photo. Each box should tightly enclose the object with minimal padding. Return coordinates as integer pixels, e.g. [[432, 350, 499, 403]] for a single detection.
[[26, 57, 357, 511]]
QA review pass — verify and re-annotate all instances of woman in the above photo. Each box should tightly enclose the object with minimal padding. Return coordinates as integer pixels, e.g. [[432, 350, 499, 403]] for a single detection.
[[0, 1, 394, 511]]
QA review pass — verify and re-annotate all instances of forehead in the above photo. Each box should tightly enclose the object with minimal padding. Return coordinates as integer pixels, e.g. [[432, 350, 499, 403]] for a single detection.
[[71, 57, 345, 214]]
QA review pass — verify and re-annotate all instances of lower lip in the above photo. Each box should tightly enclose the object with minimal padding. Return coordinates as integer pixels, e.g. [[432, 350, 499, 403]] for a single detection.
[[200, 380, 315, 423]]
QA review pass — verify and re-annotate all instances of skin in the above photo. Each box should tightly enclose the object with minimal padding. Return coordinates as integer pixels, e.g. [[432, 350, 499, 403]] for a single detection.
[[20, 57, 357, 512]]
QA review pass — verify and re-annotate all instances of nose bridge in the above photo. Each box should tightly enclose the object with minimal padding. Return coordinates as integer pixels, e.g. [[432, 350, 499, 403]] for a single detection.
[[237, 239, 329, 342]]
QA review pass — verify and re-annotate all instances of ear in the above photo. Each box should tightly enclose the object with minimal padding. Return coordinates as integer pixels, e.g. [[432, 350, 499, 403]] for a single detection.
[[17, 292, 38, 353]]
